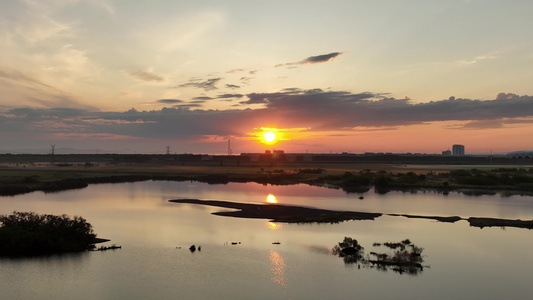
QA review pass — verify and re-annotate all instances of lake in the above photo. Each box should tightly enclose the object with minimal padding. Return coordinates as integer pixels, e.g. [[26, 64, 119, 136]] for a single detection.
[[1, 180, 532, 299]]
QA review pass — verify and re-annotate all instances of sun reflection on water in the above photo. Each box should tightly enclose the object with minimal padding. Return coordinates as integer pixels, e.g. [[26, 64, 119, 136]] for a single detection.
[[266, 221, 282, 230], [269, 250, 287, 287]]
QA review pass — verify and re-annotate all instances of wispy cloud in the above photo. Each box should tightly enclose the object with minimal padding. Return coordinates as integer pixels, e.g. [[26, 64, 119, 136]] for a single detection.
[[192, 96, 213, 101], [217, 93, 244, 99], [156, 99, 183, 104], [0, 66, 57, 90], [177, 77, 221, 91], [400, 51, 501, 74], [127, 69, 165, 82], [458, 51, 499, 65], [227, 68, 246, 74], [0, 65, 96, 110], [275, 52, 344, 68]]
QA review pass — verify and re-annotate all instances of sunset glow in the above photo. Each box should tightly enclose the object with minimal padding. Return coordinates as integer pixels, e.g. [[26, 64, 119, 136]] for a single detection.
[[0, 1, 532, 154], [263, 131, 277, 144], [266, 194, 278, 204]]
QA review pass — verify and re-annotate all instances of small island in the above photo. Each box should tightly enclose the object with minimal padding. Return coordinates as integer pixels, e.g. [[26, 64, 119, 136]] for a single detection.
[[0, 211, 107, 257], [170, 198, 381, 223], [170, 198, 533, 229]]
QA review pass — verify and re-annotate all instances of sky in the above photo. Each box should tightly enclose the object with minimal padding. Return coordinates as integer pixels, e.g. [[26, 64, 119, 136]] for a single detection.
[[1, 0, 533, 154]]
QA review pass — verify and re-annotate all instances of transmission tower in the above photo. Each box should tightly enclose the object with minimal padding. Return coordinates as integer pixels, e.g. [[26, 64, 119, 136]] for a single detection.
[[227, 139, 232, 155], [50, 144, 55, 155], [166, 146, 171, 155]]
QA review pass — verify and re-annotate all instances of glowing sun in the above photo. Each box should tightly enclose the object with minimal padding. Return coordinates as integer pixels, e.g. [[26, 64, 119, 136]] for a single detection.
[[266, 194, 278, 203], [263, 131, 277, 143]]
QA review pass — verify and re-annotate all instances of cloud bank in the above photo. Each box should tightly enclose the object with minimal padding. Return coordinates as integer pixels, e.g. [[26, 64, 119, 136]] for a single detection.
[[2, 90, 533, 150]]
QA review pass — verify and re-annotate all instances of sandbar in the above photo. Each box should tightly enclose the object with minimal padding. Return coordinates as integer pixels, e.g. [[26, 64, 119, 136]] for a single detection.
[[170, 198, 533, 229], [169, 199, 381, 223]]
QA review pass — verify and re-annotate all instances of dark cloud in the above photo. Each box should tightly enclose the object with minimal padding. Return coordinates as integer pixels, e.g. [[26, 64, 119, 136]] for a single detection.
[[496, 93, 520, 100], [156, 99, 204, 108], [2, 90, 533, 152], [238, 89, 533, 130], [275, 52, 344, 68], [300, 52, 344, 64], [239, 77, 253, 85], [191, 99, 207, 104], [280, 88, 302, 93], [459, 119, 504, 129], [178, 78, 221, 91], [453, 117, 533, 130], [193, 96, 213, 101], [127, 70, 164, 82], [7, 107, 90, 118], [226, 84, 240, 89], [174, 104, 203, 108], [156, 99, 183, 104], [217, 93, 244, 99]]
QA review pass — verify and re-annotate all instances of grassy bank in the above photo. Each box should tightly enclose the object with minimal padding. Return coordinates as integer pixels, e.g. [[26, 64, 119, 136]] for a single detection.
[[1, 160, 533, 196]]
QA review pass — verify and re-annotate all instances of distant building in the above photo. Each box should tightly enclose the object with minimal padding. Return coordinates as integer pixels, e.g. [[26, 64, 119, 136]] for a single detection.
[[272, 150, 285, 160], [452, 144, 465, 156], [506, 150, 533, 159], [442, 150, 451, 156]]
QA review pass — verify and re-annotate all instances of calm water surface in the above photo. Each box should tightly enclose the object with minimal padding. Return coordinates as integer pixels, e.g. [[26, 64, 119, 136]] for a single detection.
[[1, 181, 532, 299]]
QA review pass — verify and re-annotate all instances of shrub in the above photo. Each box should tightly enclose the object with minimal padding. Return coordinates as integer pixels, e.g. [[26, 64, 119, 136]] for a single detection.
[[0, 211, 97, 256]]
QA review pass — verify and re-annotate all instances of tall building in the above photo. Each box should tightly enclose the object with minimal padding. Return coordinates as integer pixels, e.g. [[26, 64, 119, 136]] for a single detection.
[[452, 144, 465, 156]]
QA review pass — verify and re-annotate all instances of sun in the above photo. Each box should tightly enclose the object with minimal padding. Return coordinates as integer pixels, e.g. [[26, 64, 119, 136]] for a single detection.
[[266, 194, 278, 203], [263, 131, 277, 143]]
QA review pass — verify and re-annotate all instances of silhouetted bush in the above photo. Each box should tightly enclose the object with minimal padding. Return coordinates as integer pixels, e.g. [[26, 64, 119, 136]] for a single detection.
[[0, 211, 97, 256], [333, 237, 426, 275], [342, 174, 371, 187], [332, 237, 365, 264], [297, 168, 325, 174], [449, 169, 471, 178]]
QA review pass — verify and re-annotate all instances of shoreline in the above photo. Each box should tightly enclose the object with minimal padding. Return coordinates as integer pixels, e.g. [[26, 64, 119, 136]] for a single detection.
[[1, 162, 533, 197]]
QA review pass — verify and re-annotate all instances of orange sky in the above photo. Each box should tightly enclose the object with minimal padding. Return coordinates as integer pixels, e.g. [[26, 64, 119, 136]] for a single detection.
[[1, 1, 533, 154]]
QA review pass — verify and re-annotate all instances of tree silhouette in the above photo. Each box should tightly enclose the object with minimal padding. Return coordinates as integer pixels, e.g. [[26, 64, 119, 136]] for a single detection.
[[0, 211, 97, 256]]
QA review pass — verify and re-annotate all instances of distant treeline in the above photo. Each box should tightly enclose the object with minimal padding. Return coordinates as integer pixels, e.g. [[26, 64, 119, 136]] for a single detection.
[[0, 153, 527, 165], [317, 168, 533, 194]]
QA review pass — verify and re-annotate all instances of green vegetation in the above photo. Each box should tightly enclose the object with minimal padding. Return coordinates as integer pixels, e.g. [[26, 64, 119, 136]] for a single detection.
[[1, 158, 533, 196], [446, 168, 533, 190], [316, 168, 533, 194], [297, 168, 325, 174], [0, 211, 98, 256]]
